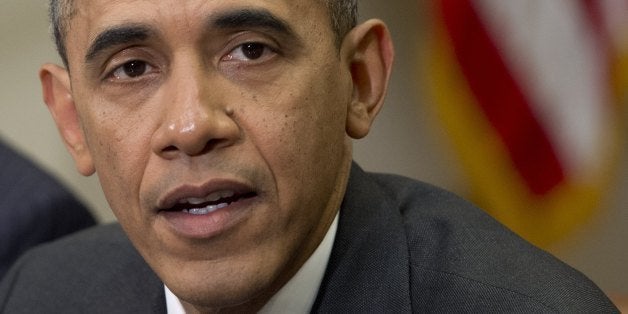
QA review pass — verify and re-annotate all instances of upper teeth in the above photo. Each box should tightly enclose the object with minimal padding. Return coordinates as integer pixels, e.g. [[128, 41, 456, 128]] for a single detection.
[[186, 202, 229, 215], [179, 190, 236, 205]]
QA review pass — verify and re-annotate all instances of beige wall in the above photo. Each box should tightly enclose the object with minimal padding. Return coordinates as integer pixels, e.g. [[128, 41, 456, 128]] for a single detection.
[[1, 1, 625, 295]]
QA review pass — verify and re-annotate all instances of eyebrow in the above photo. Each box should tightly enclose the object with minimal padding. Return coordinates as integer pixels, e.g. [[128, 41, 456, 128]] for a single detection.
[[85, 25, 152, 63], [83, 9, 298, 64], [210, 8, 297, 38]]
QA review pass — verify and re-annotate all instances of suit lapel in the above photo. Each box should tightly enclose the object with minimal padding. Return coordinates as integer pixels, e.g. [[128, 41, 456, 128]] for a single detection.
[[312, 163, 412, 312]]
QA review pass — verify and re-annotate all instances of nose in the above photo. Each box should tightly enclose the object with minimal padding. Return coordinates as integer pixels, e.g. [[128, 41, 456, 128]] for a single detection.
[[151, 64, 240, 158]]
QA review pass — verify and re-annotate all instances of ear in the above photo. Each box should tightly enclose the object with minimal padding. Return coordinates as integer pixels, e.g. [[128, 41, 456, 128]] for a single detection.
[[342, 19, 394, 139], [40, 64, 95, 176]]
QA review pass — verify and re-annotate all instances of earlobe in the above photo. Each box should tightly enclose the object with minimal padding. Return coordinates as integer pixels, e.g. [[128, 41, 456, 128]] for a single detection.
[[40, 64, 95, 176], [342, 19, 395, 139]]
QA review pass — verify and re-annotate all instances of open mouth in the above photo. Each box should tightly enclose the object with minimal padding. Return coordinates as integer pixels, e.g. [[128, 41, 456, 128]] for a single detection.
[[164, 190, 258, 215]]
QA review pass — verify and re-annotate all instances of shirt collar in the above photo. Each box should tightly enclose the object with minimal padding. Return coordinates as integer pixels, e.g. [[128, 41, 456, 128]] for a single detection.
[[165, 212, 339, 313]]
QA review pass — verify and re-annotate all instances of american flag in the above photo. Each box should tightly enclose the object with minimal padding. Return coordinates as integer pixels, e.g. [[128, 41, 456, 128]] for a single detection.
[[425, 0, 628, 247]]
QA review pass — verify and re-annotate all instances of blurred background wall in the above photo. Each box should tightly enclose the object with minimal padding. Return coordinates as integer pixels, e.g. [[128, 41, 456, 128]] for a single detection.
[[0, 0, 625, 297]]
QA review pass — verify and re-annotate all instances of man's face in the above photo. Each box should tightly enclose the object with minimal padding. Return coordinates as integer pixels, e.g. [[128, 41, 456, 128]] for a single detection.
[[61, 0, 356, 309]]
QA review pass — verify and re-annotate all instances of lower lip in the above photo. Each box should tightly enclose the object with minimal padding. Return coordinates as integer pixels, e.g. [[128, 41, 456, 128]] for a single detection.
[[158, 196, 256, 239]]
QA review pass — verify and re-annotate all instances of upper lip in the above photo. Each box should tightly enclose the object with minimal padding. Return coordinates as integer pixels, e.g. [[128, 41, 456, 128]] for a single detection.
[[156, 179, 257, 212]]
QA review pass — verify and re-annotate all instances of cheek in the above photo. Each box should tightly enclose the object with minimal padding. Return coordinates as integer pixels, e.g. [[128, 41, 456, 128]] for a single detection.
[[245, 74, 349, 203], [274, 68, 347, 148], [253, 100, 341, 164], [82, 106, 154, 217]]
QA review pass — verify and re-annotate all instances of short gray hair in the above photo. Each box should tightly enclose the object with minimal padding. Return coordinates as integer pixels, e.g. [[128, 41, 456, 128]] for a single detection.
[[49, 0, 75, 68], [325, 0, 359, 46], [49, 0, 357, 67]]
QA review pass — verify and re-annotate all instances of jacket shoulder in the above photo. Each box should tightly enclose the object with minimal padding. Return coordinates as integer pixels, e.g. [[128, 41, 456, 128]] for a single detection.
[[0, 141, 95, 278], [0, 224, 165, 313], [366, 172, 618, 313]]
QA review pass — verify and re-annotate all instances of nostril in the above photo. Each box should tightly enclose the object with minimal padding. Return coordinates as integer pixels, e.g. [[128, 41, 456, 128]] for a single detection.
[[158, 145, 180, 160], [191, 139, 225, 156], [160, 139, 229, 158]]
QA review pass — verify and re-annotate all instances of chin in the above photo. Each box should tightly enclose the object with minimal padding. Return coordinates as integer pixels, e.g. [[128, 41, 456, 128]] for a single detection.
[[158, 249, 284, 310]]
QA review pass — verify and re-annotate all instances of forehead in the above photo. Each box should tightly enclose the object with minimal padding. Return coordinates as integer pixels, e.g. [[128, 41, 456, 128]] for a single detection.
[[67, 0, 329, 38], [61, 0, 335, 70]]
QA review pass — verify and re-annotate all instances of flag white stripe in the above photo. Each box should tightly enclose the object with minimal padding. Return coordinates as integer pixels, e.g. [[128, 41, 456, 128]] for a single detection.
[[472, 0, 612, 180]]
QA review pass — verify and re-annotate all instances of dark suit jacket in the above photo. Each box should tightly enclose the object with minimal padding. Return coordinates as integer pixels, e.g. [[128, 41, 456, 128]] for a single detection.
[[0, 164, 618, 313], [0, 141, 95, 280]]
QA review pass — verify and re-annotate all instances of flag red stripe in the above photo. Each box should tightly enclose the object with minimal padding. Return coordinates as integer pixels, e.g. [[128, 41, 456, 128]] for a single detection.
[[581, 0, 615, 109], [581, 0, 605, 39], [581, 0, 612, 61], [439, 0, 565, 194]]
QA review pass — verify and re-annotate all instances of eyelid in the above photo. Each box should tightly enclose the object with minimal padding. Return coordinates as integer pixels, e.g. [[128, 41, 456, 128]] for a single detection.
[[221, 32, 282, 57], [223, 42, 278, 63], [100, 47, 160, 81], [108, 61, 157, 81]]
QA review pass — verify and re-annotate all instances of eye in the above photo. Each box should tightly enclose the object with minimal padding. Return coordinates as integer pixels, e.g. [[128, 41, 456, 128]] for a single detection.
[[109, 60, 155, 80], [223, 42, 276, 62]]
